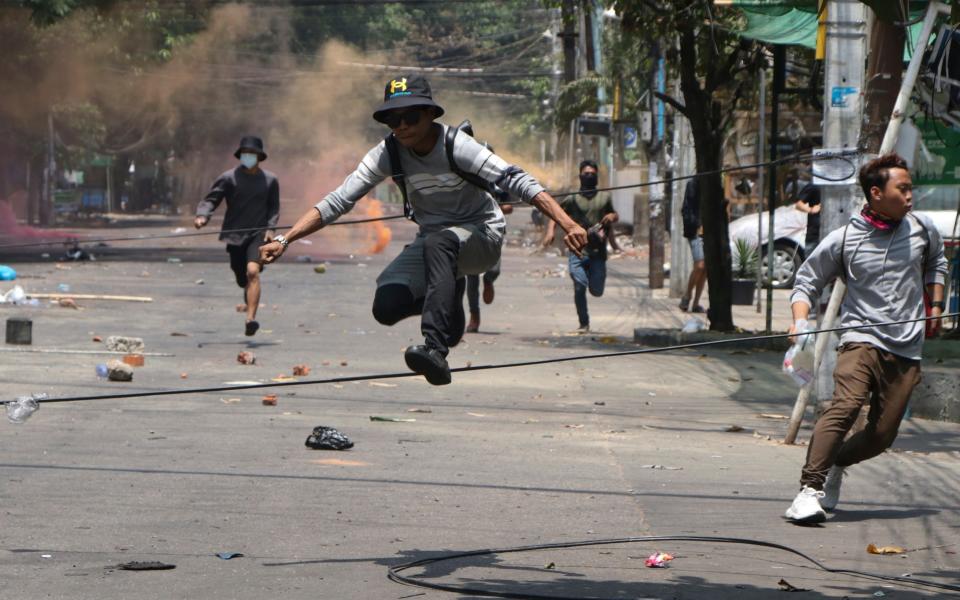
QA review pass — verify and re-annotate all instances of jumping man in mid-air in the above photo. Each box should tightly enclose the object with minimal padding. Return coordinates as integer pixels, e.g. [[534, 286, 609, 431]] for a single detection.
[[260, 75, 586, 385]]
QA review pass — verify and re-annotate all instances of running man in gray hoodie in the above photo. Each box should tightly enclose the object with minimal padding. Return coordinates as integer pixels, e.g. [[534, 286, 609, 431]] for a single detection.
[[783, 154, 948, 524]]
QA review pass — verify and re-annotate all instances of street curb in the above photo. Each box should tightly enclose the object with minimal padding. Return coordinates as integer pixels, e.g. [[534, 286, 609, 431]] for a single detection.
[[633, 327, 791, 352]]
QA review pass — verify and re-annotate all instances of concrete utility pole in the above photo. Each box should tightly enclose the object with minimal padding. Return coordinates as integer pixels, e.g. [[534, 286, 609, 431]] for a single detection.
[[785, 1, 947, 445], [669, 84, 694, 299]]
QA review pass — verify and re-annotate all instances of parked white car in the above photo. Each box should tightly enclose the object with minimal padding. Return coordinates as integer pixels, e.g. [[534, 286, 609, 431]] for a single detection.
[[728, 206, 959, 288]]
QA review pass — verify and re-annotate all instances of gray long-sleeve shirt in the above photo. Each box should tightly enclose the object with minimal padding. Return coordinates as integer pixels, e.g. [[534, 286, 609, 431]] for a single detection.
[[314, 124, 545, 241], [197, 166, 280, 246], [790, 211, 947, 360]]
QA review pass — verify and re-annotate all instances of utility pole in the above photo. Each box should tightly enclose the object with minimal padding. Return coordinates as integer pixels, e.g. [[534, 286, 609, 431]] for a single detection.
[[669, 79, 694, 299], [42, 112, 55, 227], [648, 40, 665, 289]]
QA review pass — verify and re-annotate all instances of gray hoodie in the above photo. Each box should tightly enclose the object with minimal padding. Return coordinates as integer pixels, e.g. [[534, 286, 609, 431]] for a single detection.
[[315, 124, 545, 241], [790, 211, 947, 360]]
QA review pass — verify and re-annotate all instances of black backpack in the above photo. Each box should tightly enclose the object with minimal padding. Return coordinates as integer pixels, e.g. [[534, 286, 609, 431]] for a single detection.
[[384, 120, 508, 222]]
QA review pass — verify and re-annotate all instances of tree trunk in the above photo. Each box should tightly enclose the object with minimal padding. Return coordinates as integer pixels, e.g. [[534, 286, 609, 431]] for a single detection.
[[693, 128, 734, 331], [677, 26, 735, 331]]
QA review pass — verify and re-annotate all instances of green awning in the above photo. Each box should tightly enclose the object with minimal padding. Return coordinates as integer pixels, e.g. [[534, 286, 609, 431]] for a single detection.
[[735, 5, 933, 56], [739, 8, 818, 48]]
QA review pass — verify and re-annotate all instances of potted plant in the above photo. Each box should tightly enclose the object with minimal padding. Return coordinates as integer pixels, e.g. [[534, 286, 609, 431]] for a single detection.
[[731, 238, 758, 305]]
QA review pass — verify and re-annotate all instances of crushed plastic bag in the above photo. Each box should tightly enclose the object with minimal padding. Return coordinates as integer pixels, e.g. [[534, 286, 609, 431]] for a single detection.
[[644, 552, 674, 568], [681, 318, 706, 333], [6, 393, 45, 424], [305, 426, 354, 450], [783, 322, 815, 386]]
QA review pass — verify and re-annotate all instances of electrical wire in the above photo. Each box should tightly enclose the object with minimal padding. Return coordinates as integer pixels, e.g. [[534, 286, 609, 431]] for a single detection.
[[0, 150, 859, 252], [8, 312, 954, 407], [387, 534, 960, 599]]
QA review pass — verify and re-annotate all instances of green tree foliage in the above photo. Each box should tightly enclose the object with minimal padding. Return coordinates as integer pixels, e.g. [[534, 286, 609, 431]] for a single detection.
[[613, 0, 764, 331]]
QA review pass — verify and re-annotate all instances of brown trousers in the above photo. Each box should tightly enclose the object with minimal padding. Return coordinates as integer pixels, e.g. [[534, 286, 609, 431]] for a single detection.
[[800, 343, 921, 489]]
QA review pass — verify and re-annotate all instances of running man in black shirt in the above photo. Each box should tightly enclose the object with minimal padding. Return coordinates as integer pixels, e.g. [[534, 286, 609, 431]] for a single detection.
[[195, 136, 280, 336]]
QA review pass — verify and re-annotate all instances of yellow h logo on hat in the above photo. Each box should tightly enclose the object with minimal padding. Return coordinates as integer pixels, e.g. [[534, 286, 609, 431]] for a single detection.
[[390, 78, 408, 94]]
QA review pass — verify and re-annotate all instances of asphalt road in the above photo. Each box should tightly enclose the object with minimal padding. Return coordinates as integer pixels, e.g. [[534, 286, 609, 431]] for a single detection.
[[2, 218, 959, 599]]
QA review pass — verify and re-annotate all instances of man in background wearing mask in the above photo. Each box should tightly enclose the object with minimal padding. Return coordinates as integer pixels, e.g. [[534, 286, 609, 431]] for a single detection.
[[543, 160, 618, 333], [195, 136, 280, 337]]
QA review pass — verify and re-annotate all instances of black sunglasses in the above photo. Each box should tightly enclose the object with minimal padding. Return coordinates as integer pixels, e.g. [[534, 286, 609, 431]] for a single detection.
[[382, 109, 423, 129]]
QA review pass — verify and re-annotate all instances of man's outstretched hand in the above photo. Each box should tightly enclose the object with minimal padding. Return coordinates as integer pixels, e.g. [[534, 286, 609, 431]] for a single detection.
[[194, 216, 208, 229], [260, 240, 285, 264], [564, 224, 588, 257]]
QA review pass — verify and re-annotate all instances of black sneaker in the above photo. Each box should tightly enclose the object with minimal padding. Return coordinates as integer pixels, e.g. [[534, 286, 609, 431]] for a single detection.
[[446, 278, 467, 348], [404, 345, 451, 386], [245, 320, 260, 336]]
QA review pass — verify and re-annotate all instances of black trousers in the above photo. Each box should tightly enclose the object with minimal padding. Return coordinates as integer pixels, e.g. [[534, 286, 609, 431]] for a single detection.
[[371, 230, 465, 355]]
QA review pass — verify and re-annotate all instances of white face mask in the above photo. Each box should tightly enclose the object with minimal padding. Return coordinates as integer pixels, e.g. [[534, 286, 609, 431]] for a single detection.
[[240, 153, 258, 169]]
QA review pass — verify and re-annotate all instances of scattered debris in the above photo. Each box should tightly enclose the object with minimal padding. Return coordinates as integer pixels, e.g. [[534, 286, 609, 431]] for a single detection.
[[215, 552, 243, 560], [758, 413, 789, 420], [725, 425, 744, 432], [122, 354, 144, 367], [369, 416, 416, 423], [407, 408, 432, 413], [314, 264, 327, 274], [644, 552, 674, 568], [57, 297, 80, 309], [777, 578, 810, 592], [195, 279, 204, 285], [640, 464, 682, 470], [305, 426, 354, 450], [271, 375, 295, 382], [220, 398, 241, 404], [369, 382, 396, 388], [594, 401, 606, 406], [339, 360, 348, 366], [170, 332, 188, 337], [544, 562, 556, 570], [262, 395, 278, 406], [106, 360, 134, 382], [565, 424, 584, 429], [180, 373, 188, 379], [237, 351, 256, 365], [0, 265, 17, 281], [110, 561, 175, 571], [5, 393, 44, 424], [867, 544, 906, 555], [292, 364, 310, 376], [92, 336, 102, 343], [106, 336, 145, 354], [681, 318, 706, 333]]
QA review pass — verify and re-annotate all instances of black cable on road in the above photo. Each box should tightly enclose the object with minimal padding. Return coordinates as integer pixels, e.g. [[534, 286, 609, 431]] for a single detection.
[[0, 150, 859, 252], [12, 312, 954, 406], [387, 534, 960, 599]]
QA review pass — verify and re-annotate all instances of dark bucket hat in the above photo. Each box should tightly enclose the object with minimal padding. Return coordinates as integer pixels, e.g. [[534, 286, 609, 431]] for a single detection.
[[372, 74, 444, 124], [234, 136, 267, 161]]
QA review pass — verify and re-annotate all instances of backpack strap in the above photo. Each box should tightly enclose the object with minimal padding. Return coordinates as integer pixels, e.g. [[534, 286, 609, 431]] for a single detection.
[[839, 224, 849, 284], [909, 212, 931, 285], [384, 133, 415, 223], [444, 126, 496, 192]]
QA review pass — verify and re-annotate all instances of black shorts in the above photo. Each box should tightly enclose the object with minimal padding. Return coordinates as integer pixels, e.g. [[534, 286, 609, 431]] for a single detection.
[[227, 236, 264, 288]]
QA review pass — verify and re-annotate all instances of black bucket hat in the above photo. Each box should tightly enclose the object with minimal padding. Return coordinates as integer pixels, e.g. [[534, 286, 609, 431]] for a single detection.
[[234, 136, 267, 161], [372, 74, 444, 124]]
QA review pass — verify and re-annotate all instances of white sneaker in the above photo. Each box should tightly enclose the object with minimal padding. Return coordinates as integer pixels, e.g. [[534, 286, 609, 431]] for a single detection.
[[784, 486, 826, 523], [822, 466, 845, 512]]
